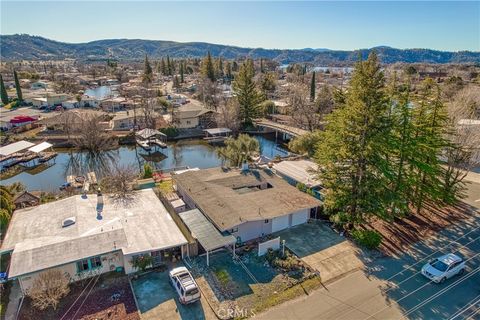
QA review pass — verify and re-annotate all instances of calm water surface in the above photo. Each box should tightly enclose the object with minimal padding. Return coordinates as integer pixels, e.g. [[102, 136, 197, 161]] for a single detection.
[[1, 135, 289, 191]]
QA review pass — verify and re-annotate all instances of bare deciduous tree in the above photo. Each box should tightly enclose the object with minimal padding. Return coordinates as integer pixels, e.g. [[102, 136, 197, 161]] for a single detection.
[[288, 83, 322, 131], [27, 270, 70, 311], [216, 98, 241, 133], [100, 164, 138, 200], [72, 115, 115, 153]]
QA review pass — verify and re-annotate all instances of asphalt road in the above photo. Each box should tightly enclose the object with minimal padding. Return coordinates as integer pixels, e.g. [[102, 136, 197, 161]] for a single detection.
[[256, 182, 480, 320]]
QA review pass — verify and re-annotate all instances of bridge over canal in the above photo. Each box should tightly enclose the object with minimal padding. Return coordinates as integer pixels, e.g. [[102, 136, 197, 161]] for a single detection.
[[253, 118, 308, 139]]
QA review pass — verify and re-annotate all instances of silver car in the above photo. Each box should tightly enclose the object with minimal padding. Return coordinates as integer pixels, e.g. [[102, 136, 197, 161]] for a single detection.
[[421, 253, 465, 283]]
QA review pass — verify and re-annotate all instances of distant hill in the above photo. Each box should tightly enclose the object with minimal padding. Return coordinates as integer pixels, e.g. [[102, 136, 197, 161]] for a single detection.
[[1, 34, 479, 64]]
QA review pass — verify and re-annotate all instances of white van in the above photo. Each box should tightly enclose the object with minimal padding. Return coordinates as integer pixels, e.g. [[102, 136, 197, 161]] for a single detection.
[[169, 267, 201, 304]]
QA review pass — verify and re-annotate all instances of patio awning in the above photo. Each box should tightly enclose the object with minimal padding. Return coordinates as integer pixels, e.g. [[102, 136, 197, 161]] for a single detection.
[[28, 142, 53, 153], [204, 128, 232, 135], [0, 141, 35, 156], [179, 209, 236, 252]]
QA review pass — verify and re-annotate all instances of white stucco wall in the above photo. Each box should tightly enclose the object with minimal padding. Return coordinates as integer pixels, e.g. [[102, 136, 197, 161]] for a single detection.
[[176, 117, 199, 129], [18, 251, 124, 293]]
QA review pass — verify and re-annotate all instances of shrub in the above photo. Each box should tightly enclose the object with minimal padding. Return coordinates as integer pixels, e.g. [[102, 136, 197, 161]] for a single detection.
[[160, 127, 178, 137], [143, 163, 153, 179], [265, 249, 302, 272], [27, 270, 70, 310], [130, 254, 153, 272], [351, 229, 382, 249]]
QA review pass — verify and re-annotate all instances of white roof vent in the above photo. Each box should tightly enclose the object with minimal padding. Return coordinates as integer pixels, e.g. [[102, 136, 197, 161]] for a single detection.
[[62, 217, 76, 228]]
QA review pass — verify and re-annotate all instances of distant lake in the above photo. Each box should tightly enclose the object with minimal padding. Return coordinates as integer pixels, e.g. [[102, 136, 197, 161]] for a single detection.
[[84, 86, 115, 100], [1, 134, 289, 192]]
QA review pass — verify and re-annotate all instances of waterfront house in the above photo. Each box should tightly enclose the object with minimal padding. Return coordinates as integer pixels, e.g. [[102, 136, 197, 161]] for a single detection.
[[13, 191, 40, 209], [0, 189, 188, 293], [173, 103, 216, 129], [173, 167, 322, 242]]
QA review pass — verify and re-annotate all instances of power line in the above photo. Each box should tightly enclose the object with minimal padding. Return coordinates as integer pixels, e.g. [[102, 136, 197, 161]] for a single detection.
[[336, 232, 480, 320], [70, 273, 102, 320], [362, 252, 480, 320], [449, 294, 480, 320], [59, 275, 97, 320], [399, 267, 480, 319]]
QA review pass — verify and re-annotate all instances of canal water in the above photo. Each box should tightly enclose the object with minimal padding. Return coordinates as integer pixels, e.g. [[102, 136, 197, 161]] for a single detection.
[[84, 86, 116, 99], [1, 135, 289, 192]]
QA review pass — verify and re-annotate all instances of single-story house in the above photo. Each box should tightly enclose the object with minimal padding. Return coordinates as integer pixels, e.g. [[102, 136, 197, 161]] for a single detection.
[[39, 109, 111, 132], [0, 189, 188, 293], [13, 191, 40, 209], [101, 97, 127, 112], [31, 81, 49, 90], [273, 159, 324, 200], [173, 167, 322, 242], [62, 99, 80, 109]]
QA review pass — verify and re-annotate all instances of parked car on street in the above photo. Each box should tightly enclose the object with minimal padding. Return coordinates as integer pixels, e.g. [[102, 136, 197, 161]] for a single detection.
[[169, 266, 201, 304], [421, 253, 465, 283]]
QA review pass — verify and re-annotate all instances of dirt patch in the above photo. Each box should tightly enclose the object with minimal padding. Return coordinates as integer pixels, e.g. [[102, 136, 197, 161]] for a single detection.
[[18, 272, 139, 320], [368, 201, 474, 257]]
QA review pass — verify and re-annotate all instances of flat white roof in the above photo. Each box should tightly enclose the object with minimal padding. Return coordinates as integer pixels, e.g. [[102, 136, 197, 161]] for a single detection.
[[0, 140, 35, 156], [28, 141, 53, 153], [3, 189, 187, 277], [273, 160, 321, 188], [204, 128, 232, 135]]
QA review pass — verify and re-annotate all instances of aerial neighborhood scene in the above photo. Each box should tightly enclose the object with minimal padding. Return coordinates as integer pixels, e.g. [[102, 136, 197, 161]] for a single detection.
[[0, 1, 479, 319]]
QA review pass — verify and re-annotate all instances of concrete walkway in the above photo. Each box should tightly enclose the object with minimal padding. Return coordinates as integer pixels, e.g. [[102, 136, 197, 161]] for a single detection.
[[273, 222, 364, 283], [4, 280, 22, 320]]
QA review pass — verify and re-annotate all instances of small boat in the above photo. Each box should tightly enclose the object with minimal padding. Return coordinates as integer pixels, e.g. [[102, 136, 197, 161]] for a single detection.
[[39, 152, 58, 163], [150, 138, 167, 148], [136, 139, 151, 151]]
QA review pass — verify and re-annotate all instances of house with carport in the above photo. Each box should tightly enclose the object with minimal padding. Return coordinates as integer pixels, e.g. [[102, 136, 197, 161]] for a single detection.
[[0, 189, 188, 293], [172, 167, 322, 243]]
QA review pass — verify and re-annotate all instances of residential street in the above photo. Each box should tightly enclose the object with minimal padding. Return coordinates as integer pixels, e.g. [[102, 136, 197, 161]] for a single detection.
[[255, 181, 480, 320]]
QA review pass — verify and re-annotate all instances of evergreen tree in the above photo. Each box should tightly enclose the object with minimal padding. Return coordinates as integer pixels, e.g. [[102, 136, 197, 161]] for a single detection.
[[14, 70, 22, 102], [225, 62, 232, 81], [160, 58, 167, 75], [232, 61, 239, 72], [232, 59, 263, 127], [216, 57, 224, 79], [315, 52, 391, 225], [260, 59, 264, 73], [180, 62, 185, 83], [0, 74, 9, 105], [201, 52, 216, 82], [310, 71, 316, 102], [142, 55, 153, 84], [166, 56, 173, 76]]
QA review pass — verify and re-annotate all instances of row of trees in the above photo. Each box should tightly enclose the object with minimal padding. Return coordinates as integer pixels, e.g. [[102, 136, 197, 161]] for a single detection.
[[0, 71, 23, 105], [291, 52, 479, 228]]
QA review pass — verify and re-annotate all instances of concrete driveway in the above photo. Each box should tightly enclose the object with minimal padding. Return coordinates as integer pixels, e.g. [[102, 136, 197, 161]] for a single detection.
[[273, 221, 364, 283], [256, 182, 480, 320], [131, 269, 216, 320]]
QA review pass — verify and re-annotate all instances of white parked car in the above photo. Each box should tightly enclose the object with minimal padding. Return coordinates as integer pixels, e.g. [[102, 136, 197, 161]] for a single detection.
[[169, 266, 201, 304], [421, 253, 465, 283]]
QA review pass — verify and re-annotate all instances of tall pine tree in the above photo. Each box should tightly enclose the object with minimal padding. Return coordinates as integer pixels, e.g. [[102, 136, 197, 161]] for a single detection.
[[310, 71, 316, 102], [14, 70, 22, 102], [232, 59, 263, 127], [315, 52, 391, 225], [142, 55, 153, 84], [201, 52, 216, 82], [0, 74, 9, 105]]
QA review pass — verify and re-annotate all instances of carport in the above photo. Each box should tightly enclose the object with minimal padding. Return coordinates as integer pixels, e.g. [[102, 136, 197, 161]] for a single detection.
[[179, 209, 236, 266]]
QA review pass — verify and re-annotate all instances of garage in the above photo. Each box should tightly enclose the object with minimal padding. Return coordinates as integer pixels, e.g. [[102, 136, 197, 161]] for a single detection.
[[272, 215, 290, 233], [291, 209, 308, 226]]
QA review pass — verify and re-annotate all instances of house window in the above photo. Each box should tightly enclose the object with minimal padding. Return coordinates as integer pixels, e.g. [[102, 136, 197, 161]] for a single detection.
[[264, 219, 269, 223], [91, 256, 102, 269], [77, 259, 89, 272], [186, 120, 191, 125]]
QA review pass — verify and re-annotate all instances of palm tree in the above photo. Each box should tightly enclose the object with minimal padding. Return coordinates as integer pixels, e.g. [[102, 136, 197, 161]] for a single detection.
[[217, 134, 260, 167]]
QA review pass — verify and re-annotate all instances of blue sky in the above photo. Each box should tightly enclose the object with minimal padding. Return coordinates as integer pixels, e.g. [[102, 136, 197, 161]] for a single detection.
[[1, 1, 479, 51]]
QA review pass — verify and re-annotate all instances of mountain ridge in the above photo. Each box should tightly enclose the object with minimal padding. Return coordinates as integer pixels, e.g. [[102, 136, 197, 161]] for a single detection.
[[1, 34, 479, 64]]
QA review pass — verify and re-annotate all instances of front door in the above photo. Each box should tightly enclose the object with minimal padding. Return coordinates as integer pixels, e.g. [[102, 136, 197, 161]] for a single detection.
[[151, 250, 162, 267]]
